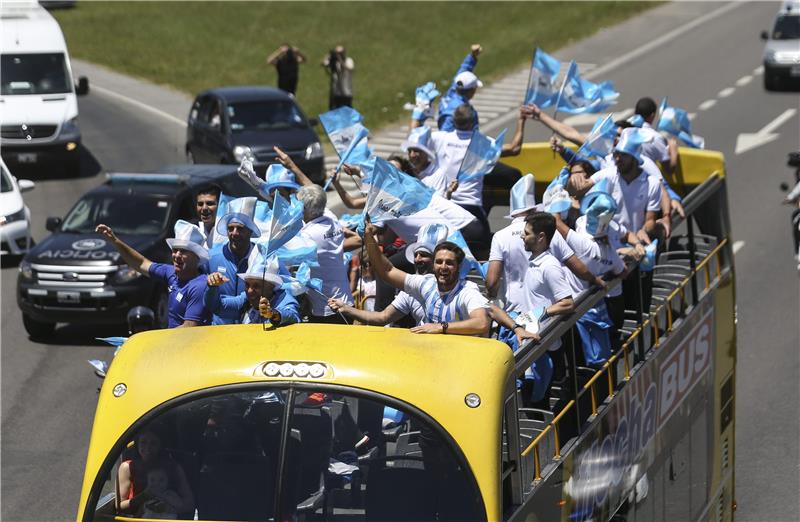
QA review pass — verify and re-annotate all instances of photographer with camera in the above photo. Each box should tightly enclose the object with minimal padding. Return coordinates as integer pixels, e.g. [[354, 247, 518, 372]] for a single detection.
[[321, 45, 355, 109]]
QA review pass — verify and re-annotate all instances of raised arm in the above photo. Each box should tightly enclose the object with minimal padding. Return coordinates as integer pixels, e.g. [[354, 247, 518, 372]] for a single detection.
[[331, 168, 367, 209], [274, 146, 315, 187], [485, 260, 504, 299], [329, 298, 405, 326], [96, 224, 152, 275], [266, 46, 284, 65], [501, 106, 529, 157], [528, 104, 587, 146], [363, 219, 408, 291], [293, 47, 307, 63]]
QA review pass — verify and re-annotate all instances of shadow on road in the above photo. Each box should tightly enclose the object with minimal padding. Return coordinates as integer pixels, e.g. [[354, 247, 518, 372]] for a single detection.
[[4, 144, 102, 182], [27, 323, 129, 346]]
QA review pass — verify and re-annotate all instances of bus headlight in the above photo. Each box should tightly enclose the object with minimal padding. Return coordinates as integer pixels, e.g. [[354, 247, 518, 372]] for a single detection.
[[464, 393, 481, 408]]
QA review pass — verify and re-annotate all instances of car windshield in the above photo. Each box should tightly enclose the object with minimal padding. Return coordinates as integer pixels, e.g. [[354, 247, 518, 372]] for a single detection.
[[61, 193, 171, 235], [227, 100, 307, 133], [1, 53, 71, 95], [87, 385, 485, 521], [1, 167, 12, 193], [772, 14, 800, 40]]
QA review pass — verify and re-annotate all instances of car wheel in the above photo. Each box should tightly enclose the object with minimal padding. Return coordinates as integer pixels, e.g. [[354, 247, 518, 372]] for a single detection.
[[152, 289, 169, 329], [22, 314, 55, 339], [764, 71, 778, 91]]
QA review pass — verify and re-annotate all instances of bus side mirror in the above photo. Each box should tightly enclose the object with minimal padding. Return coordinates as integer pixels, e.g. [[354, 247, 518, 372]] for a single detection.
[[760, 30, 769, 40], [76, 76, 89, 96], [46, 217, 62, 231]]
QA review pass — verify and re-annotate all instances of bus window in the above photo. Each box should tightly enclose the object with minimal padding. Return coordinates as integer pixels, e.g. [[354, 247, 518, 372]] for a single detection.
[[88, 385, 485, 521]]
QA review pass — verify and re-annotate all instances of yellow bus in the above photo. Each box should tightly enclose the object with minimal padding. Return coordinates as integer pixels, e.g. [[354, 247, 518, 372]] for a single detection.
[[77, 147, 735, 522]]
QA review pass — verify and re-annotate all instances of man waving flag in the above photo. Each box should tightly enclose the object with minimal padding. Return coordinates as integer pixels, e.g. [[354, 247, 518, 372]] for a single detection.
[[524, 48, 562, 108]]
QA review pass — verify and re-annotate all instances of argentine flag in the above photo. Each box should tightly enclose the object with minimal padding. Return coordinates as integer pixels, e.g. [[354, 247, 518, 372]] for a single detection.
[[262, 193, 304, 257], [556, 61, 619, 115], [319, 106, 373, 166], [656, 98, 705, 149], [280, 262, 323, 296], [577, 114, 618, 159], [272, 234, 319, 267], [525, 48, 561, 108], [363, 158, 434, 224], [457, 128, 508, 182]]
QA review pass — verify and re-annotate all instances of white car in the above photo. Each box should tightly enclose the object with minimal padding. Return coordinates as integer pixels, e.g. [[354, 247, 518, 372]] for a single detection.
[[0, 158, 35, 255], [761, 1, 800, 90]]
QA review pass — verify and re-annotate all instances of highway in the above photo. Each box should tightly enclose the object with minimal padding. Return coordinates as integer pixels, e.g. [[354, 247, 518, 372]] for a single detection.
[[2, 2, 798, 520]]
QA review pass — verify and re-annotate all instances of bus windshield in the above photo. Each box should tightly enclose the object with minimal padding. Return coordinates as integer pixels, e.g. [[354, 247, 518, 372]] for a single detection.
[[1, 53, 71, 95], [89, 385, 485, 521]]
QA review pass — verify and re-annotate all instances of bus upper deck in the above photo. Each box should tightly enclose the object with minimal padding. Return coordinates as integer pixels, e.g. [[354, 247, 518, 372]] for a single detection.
[[77, 146, 736, 522]]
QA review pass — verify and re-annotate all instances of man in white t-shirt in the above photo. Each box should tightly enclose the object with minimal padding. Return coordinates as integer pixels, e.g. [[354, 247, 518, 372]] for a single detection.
[[428, 104, 492, 259], [486, 175, 605, 313], [632, 97, 677, 176], [297, 185, 354, 323], [589, 129, 663, 244], [363, 218, 490, 335]]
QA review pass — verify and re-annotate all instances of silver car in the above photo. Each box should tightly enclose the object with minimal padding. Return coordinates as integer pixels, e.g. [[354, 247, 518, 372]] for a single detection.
[[761, 1, 800, 90]]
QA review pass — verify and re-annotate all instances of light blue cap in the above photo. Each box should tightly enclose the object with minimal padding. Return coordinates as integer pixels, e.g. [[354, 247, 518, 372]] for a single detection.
[[614, 128, 651, 166], [627, 114, 645, 128], [507, 174, 537, 219], [263, 164, 300, 193], [580, 179, 618, 237], [216, 196, 262, 238]]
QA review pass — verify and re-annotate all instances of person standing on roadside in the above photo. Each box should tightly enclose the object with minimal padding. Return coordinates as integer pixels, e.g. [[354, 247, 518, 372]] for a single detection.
[[267, 44, 306, 96], [322, 45, 354, 109]]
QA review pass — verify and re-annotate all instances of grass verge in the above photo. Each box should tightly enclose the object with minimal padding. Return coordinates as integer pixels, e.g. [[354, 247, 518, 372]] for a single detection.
[[53, 1, 656, 130]]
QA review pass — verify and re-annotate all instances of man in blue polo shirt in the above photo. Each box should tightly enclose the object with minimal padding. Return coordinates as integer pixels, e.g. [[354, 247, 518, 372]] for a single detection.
[[96, 220, 210, 328], [437, 44, 483, 132], [205, 197, 262, 325]]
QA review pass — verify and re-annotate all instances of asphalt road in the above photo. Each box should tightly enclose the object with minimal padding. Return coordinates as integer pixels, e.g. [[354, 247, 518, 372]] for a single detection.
[[2, 2, 798, 521]]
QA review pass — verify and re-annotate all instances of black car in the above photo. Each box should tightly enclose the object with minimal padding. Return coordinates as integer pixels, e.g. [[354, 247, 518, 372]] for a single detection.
[[186, 86, 325, 182], [16, 164, 254, 338]]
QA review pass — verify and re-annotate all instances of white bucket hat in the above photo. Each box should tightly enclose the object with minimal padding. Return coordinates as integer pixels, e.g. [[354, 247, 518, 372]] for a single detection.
[[401, 126, 436, 163], [405, 223, 451, 264], [216, 196, 262, 238], [165, 220, 209, 261], [238, 253, 284, 287]]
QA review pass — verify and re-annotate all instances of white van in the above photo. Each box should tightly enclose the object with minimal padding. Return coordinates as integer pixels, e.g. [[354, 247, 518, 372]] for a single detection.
[[0, 0, 88, 175]]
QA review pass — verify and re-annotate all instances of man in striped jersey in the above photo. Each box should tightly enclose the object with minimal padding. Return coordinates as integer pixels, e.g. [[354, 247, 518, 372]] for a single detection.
[[363, 218, 490, 336]]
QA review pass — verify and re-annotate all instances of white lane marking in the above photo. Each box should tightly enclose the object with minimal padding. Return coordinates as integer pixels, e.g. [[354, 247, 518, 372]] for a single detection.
[[90, 84, 187, 128], [735, 108, 797, 154], [585, 3, 744, 80], [733, 241, 745, 254], [698, 99, 717, 111], [754, 65, 764, 75], [718, 87, 735, 98], [736, 75, 753, 87], [483, 2, 746, 134]]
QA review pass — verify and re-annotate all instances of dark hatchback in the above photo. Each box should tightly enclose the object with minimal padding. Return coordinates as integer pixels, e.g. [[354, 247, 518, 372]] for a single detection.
[[186, 86, 325, 183], [16, 165, 254, 338]]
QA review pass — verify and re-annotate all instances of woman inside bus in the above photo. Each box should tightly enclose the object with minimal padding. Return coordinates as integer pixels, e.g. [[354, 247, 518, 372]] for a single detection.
[[116, 428, 194, 518]]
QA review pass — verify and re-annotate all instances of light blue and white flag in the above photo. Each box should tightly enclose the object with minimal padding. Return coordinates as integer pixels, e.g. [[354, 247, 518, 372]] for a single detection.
[[457, 128, 508, 182], [525, 48, 562, 108], [363, 158, 434, 224], [576, 114, 618, 159], [555, 61, 619, 115], [280, 262, 323, 296], [334, 125, 370, 172], [262, 193, 304, 257], [447, 230, 481, 279], [656, 98, 705, 149], [542, 167, 571, 213], [319, 106, 373, 166], [273, 234, 319, 267]]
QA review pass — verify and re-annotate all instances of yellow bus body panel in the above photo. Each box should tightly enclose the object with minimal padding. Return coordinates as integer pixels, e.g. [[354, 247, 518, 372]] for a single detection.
[[499, 143, 726, 192], [77, 324, 514, 521]]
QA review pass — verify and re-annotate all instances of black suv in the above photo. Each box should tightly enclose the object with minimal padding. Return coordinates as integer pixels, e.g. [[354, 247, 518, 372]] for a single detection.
[[16, 164, 253, 337], [186, 86, 325, 182]]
